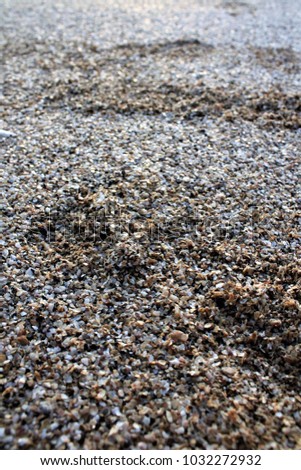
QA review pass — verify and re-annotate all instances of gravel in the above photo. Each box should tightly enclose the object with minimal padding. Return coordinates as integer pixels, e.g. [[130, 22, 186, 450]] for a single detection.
[[1, 0, 301, 450]]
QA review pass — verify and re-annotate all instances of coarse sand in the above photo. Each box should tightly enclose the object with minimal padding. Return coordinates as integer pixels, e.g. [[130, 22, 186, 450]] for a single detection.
[[1, 0, 300, 450]]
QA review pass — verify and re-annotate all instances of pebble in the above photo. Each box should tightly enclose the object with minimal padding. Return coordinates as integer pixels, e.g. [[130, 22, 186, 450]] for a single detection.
[[25, 268, 35, 278], [168, 330, 189, 343], [0, 129, 15, 138]]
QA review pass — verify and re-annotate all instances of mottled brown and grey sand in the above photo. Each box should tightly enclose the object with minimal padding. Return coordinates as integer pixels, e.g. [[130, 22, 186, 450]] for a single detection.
[[1, 0, 301, 450]]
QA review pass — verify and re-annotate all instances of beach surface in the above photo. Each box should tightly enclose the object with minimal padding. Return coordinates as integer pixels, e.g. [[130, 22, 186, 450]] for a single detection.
[[1, 0, 301, 449]]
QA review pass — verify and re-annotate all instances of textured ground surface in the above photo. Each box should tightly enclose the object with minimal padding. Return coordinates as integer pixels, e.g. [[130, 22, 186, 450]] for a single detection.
[[1, 0, 301, 450]]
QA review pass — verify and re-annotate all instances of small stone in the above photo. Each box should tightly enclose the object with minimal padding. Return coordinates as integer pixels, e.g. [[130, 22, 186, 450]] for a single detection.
[[0, 129, 15, 138], [168, 330, 189, 343], [25, 268, 35, 278], [17, 438, 32, 448], [39, 401, 53, 415], [0, 276, 8, 288], [96, 390, 106, 400], [222, 367, 237, 377], [0, 353, 6, 364], [17, 336, 29, 346], [283, 299, 297, 309]]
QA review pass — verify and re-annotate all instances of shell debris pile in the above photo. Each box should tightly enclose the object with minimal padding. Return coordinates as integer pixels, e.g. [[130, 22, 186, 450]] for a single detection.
[[1, 0, 301, 450]]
